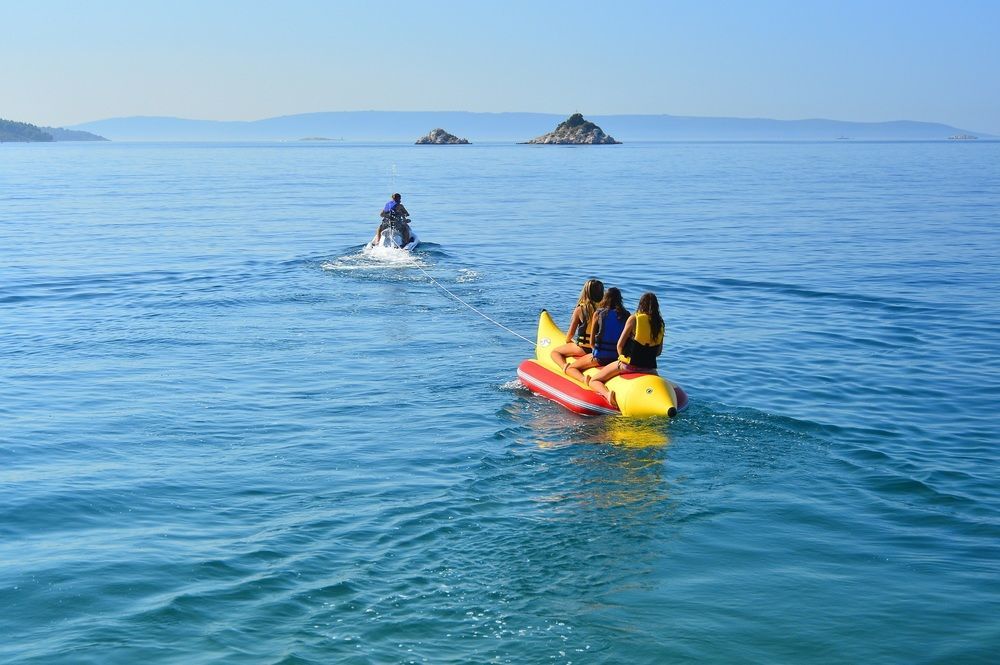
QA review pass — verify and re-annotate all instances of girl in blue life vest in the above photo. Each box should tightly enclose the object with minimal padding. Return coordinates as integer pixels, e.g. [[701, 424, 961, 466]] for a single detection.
[[589, 292, 665, 408], [565, 287, 629, 383], [550, 278, 604, 372]]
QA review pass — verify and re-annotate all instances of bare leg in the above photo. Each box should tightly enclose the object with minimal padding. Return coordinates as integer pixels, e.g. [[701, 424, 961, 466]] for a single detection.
[[550, 342, 585, 371], [589, 361, 624, 407], [566, 354, 598, 383]]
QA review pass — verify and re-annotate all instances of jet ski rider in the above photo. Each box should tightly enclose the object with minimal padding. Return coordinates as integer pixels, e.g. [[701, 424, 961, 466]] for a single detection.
[[373, 193, 413, 247]]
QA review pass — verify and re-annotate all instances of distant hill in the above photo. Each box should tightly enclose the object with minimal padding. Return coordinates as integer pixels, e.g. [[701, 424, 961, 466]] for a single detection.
[[1, 119, 53, 142], [42, 126, 108, 141], [1, 118, 108, 142], [68, 111, 992, 142]]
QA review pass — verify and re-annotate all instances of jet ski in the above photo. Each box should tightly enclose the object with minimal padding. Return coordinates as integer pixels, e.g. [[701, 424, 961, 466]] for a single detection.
[[366, 217, 419, 251]]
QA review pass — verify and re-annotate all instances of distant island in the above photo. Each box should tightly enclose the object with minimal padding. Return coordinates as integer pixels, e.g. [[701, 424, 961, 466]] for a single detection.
[[65, 111, 994, 142], [1, 118, 107, 142], [416, 128, 469, 144], [1, 119, 52, 142], [43, 126, 108, 141], [523, 113, 620, 144], [948, 134, 978, 140], [298, 136, 340, 141]]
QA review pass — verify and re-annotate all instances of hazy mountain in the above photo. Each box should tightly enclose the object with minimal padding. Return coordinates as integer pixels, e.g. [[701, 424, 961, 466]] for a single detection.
[[68, 111, 990, 142]]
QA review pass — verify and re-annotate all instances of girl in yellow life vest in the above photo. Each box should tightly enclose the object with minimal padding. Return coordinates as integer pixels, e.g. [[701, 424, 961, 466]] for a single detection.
[[589, 292, 664, 409], [550, 278, 604, 372]]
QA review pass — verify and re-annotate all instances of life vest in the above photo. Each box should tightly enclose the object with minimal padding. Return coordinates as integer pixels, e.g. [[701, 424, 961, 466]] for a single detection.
[[574, 307, 594, 349], [625, 312, 663, 369], [590, 308, 627, 362], [383, 200, 406, 222]]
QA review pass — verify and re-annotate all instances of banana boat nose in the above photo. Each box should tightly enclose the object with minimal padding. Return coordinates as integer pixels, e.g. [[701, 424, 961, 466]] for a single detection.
[[616, 375, 679, 418]]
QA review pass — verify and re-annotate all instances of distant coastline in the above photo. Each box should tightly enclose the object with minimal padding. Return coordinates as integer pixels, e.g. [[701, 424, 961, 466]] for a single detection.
[[67, 111, 992, 143], [0, 118, 107, 143]]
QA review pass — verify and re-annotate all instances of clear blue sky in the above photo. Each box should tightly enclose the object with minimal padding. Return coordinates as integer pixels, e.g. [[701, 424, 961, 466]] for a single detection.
[[3, 0, 998, 133]]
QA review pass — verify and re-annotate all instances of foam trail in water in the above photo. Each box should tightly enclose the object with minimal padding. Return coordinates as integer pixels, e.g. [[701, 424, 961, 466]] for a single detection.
[[499, 379, 528, 392], [321, 245, 424, 272]]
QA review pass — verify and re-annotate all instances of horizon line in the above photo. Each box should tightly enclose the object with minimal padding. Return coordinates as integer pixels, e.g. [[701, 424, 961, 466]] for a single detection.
[[69, 109, 969, 128]]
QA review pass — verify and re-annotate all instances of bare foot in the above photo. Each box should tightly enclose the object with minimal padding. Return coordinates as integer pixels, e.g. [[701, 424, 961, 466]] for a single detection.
[[606, 391, 618, 409]]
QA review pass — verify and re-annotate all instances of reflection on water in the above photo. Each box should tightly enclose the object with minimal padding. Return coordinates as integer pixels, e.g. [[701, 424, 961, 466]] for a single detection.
[[535, 418, 671, 449], [496, 395, 677, 517], [602, 417, 671, 449], [503, 388, 673, 450]]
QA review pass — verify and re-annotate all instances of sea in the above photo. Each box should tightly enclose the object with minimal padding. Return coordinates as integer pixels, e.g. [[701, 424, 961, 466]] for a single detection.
[[1, 140, 998, 664]]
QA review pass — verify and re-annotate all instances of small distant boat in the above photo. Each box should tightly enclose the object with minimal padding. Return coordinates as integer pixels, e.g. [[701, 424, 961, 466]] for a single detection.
[[949, 134, 978, 140], [836, 136, 851, 140]]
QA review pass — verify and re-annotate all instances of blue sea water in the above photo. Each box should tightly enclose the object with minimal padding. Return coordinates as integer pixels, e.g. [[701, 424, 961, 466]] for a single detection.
[[1, 140, 999, 664]]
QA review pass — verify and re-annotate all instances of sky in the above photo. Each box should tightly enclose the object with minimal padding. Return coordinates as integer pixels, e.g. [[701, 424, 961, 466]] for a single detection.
[[3, 0, 998, 134]]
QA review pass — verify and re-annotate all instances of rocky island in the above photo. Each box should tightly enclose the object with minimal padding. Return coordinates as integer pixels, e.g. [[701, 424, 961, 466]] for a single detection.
[[523, 113, 620, 144], [416, 128, 470, 144]]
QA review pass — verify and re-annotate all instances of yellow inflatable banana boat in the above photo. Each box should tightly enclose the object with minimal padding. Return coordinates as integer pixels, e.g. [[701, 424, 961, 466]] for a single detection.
[[517, 310, 688, 418]]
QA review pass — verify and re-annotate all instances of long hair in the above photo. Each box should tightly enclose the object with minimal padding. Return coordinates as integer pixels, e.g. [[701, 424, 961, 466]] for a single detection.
[[576, 278, 604, 322], [598, 287, 628, 319], [637, 292, 664, 340]]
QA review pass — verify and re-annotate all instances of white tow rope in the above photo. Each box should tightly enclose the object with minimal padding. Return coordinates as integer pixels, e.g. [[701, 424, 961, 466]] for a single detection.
[[414, 263, 536, 347]]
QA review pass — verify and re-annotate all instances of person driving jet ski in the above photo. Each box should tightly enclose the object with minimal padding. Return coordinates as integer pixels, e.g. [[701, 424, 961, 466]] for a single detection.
[[373, 193, 412, 247]]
